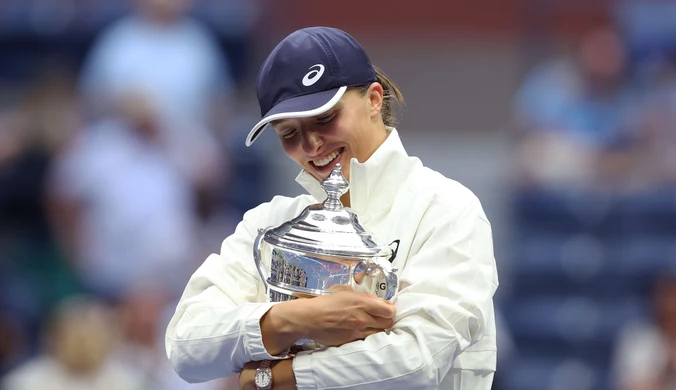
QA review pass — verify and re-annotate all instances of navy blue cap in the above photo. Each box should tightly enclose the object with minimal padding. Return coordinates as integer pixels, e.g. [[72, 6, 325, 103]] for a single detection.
[[245, 26, 378, 146]]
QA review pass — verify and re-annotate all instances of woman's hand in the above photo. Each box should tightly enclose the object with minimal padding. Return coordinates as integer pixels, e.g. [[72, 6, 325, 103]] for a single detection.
[[302, 285, 396, 346], [261, 285, 396, 354]]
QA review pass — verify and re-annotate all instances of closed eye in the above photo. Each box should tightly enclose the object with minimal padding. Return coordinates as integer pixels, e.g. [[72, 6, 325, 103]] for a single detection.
[[281, 129, 298, 139], [316, 112, 336, 125]]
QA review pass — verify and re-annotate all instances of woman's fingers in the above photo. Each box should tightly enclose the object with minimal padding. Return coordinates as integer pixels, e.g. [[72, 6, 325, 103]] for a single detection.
[[362, 297, 397, 319]]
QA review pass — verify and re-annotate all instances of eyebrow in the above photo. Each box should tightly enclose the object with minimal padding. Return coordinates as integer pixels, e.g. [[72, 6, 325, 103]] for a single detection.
[[316, 103, 342, 119], [315, 100, 343, 117], [272, 102, 343, 130], [325, 102, 343, 113]]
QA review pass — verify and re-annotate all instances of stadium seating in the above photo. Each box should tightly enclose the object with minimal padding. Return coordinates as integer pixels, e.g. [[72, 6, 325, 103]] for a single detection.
[[503, 186, 676, 390]]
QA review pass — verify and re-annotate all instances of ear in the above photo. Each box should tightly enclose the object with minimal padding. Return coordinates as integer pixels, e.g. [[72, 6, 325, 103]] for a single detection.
[[367, 82, 384, 120]]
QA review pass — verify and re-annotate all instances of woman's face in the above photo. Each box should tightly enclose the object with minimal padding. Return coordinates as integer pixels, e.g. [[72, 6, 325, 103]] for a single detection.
[[272, 83, 386, 182]]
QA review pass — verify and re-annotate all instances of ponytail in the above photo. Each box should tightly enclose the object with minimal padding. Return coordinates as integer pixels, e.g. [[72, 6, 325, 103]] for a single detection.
[[355, 66, 405, 127]]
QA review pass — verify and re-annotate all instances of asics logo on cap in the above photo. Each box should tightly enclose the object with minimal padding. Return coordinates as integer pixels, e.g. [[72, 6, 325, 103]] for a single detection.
[[302, 64, 325, 86]]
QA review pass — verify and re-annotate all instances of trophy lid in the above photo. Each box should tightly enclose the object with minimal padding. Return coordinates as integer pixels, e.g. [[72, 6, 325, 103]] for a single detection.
[[263, 164, 393, 258]]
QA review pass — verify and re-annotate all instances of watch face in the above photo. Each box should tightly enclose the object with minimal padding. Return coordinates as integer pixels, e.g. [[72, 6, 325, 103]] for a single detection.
[[254, 369, 272, 387]]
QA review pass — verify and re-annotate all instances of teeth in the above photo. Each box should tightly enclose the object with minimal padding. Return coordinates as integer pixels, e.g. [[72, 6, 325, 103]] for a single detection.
[[313, 150, 340, 167]]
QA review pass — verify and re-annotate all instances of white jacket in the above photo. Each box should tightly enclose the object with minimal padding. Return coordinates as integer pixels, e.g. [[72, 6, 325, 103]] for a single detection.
[[165, 129, 499, 389]]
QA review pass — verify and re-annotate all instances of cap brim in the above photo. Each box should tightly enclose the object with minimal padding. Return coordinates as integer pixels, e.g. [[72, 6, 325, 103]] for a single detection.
[[245, 86, 347, 147]]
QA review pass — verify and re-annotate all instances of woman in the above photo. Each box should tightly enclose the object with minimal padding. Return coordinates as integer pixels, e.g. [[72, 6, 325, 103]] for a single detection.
[[165, 26, 499, 389]]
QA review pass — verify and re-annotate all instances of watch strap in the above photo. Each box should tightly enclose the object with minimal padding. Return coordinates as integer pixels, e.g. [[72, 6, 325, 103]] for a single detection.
[[255, 360, 272, 390]]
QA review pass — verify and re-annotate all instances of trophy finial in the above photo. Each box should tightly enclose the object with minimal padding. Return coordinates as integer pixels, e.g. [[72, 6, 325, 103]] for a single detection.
[[320, 163, 349, 210]]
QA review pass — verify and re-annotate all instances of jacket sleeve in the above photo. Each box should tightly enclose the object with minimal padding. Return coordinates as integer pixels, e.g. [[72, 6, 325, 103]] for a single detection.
[[165, 202, 288, 383], [292, 199, 499, 390]]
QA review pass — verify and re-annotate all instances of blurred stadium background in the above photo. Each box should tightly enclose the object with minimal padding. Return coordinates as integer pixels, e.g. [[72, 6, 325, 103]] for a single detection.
[[1, 0, 676, 389]]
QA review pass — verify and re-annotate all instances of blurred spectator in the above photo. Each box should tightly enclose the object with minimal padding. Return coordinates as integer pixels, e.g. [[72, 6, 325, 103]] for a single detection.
[[1, 295, 145, 390], [512, 26, 642, 190], [46, 91, 200, 302], [0, 64, 84, 363], [612, 275, 676, 390], [0, 314, 26, 377], [114, 287, 238, 389], [627, 55, 676, 187], [79, 0, 234, 209]]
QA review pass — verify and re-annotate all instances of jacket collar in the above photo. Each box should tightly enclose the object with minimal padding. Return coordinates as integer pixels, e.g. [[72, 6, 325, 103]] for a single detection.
[[295, 128, 417, 217]]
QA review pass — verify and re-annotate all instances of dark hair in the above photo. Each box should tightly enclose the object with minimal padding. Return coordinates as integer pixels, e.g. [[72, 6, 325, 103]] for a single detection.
[[354, 66, 404, 127]]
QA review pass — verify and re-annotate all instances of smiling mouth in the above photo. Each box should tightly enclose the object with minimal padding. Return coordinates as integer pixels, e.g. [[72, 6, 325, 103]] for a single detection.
[[310, 147, 344, 170]]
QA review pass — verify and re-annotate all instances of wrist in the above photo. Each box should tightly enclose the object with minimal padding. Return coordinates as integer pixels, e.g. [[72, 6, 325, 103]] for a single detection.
[[260, 300, 308, 355], [271, 359, 296, 390], [245, 359, 297, 390], [253, 360, 273, 389]]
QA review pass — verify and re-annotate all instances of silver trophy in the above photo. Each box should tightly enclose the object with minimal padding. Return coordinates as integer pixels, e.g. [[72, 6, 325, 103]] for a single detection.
[[253, 164, 399, 303]]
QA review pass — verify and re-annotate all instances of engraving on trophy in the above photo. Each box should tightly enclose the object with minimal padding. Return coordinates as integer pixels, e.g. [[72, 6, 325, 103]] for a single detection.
[[271, 249, 309, 288], [270, 248, 351, 292], [331, 216, 351, 225]]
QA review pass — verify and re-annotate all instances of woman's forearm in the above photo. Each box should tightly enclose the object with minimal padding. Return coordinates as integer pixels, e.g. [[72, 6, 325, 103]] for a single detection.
[[260, 300, 307, 355]]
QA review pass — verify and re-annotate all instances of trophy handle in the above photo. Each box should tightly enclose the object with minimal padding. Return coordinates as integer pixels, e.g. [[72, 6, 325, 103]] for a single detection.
[[254, 227, 272, 295], [363, 257, 399, 301], [388, 240, 400, 263]]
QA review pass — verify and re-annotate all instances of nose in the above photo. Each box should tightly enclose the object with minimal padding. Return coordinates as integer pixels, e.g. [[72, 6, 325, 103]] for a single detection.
[[301, 129, 324, 156]]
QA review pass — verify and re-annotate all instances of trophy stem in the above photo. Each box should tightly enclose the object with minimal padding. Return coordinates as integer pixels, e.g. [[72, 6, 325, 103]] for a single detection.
[[322, 196, 343, 211], [320, 163, 349, 211]]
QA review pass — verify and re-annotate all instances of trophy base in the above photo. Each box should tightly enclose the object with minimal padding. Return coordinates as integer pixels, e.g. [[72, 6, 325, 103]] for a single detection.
[[293, 339, 323, 351], [269, 288, 318, 302], [270, 290, 298, 302]]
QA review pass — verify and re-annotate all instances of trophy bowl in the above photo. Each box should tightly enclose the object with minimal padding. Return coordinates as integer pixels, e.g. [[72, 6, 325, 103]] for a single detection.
[[253, 164, 399, 303]]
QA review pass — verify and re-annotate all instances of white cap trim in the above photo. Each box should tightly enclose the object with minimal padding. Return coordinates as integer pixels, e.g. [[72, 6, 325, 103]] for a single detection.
[[245, 86, 347, 147]]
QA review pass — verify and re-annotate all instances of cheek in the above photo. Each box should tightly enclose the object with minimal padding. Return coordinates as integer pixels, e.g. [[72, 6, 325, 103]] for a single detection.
[[281, 141, 305, 164]]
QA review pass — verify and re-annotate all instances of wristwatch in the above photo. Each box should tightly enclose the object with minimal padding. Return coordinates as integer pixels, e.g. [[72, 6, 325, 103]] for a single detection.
[[254, 360, 272, 390]]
